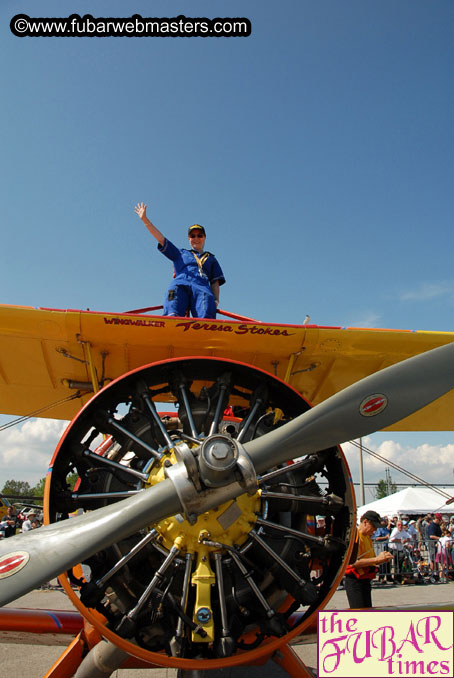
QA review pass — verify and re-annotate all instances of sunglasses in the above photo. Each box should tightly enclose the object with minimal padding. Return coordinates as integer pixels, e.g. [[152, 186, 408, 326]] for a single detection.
[[189, 232, 205, 238]]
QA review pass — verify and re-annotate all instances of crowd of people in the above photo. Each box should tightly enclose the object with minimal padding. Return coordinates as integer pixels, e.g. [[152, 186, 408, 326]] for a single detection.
[[344, 509, 454, 609], [0, 506, 42, 538], [371, 511, 454, 584]]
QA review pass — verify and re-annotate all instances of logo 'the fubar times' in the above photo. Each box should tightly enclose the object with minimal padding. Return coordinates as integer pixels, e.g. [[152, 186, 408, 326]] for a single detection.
[[318, 611, 453, 677]]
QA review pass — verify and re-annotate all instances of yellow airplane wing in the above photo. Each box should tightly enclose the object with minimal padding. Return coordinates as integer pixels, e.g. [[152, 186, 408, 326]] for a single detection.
[[0, 304, 453, 430]]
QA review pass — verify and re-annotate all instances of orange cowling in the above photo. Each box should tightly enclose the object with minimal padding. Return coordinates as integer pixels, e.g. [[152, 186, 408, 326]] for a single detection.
[[43, 356, 356, 675]]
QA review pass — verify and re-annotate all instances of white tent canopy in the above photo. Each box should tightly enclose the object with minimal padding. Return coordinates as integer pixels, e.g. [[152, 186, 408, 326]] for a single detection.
[[357, 487, 454, 522]]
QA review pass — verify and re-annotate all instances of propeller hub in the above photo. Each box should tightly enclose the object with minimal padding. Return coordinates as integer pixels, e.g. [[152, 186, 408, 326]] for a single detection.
[[148, 441, 260, 551], [199, 434, 238, 487]]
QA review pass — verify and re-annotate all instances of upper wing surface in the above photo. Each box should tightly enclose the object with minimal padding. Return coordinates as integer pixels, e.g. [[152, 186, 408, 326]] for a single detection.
[[0, 305, 452, 430]]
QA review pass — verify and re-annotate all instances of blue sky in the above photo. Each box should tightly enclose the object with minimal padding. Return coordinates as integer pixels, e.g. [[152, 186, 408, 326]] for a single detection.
[[1, 0, 453, 499]]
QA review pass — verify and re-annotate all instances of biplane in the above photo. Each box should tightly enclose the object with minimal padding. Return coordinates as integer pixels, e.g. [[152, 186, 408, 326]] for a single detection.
[[0, 303, 453, 678]]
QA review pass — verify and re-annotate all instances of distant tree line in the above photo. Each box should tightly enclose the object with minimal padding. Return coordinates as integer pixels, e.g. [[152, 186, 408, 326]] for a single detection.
[[1, 475, 78, 502]]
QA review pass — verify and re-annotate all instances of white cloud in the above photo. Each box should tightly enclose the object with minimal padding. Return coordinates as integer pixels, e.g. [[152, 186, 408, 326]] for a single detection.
[[0, 418, 69, 486], [343, 436, 454, 504], [348, 312, 382, 328], [400, 281, 454, 303]]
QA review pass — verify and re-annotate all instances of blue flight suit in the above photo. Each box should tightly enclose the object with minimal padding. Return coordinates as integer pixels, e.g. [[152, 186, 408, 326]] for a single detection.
[[158, 238, 225, 318]]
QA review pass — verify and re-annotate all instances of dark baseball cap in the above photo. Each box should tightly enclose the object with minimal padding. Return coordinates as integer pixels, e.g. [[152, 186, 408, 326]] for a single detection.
[[188, 224, 206, 236], [361, 510, 382, 528]]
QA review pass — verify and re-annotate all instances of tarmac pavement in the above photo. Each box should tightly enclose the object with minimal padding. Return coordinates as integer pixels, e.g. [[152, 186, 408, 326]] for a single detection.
[[1, 579, 453, 677]]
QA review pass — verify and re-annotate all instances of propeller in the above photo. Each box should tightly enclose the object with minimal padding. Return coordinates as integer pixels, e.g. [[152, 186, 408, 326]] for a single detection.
[[0, 343, 452, 606]]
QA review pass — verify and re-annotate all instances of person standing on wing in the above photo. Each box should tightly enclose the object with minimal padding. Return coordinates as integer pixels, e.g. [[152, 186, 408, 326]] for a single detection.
[[134, 202, 225, 319]]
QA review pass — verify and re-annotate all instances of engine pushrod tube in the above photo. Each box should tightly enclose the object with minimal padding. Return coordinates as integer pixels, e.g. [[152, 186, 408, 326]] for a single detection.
[[260, 490, 343, 509], [213, 552, 230, 636], [209, 384, 228, 436], [96, 529, 159, 588], [107, 417, 161, 459], [83, 449, 149, 482], [249, 530, 307, 586], [255, 517, 325, 546], [236, 398, 262, 444], [142, 392, 174, 448], [126, 545, 180, 621], [175, 552, 194, 640], [175, 432, 201, 446], [179, 384, 198, 439], [230, 550, 274, 617], [72, 490, 141, 500], [257, 456, 321, 485]]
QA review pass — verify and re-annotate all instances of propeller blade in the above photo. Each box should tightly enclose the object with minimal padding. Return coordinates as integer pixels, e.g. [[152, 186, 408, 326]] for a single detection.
[[245, 343, 454, 474], [0, 473, 249, 606], [0, 479, 181, 606]]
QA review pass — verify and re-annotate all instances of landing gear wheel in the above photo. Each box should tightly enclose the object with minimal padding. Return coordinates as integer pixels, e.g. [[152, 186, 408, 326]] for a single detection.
[[44, 357, 355, 671]]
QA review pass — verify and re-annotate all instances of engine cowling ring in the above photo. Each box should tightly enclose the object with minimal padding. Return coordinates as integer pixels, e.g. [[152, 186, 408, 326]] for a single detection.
[[44, 356, 355, 670]]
